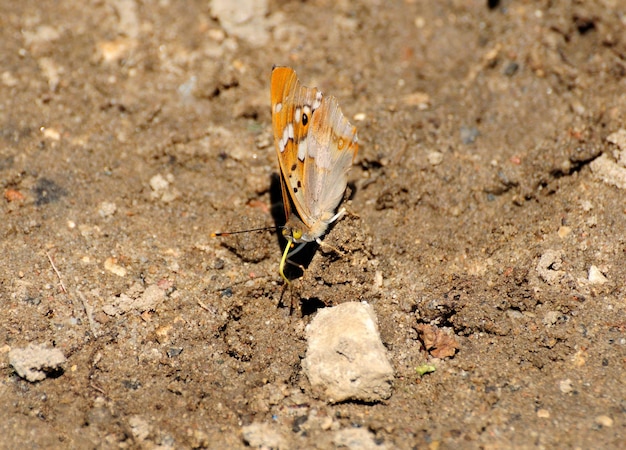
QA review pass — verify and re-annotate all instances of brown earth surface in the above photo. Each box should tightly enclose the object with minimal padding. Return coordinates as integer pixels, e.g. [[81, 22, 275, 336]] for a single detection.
[[1, 0, 625, 448]]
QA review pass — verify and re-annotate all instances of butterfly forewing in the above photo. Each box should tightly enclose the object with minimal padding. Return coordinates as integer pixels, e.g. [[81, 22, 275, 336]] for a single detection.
[[271, 67, 314, 221]]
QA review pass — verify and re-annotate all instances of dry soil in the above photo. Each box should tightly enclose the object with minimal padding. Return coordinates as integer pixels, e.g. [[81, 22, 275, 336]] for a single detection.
[[1, 0, 625, 448]]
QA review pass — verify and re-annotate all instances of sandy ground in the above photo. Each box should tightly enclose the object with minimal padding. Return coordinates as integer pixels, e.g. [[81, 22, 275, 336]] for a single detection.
[[1, 0, 625, 448]]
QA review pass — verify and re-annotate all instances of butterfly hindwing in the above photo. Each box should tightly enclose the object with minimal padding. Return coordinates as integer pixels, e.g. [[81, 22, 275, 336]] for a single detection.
[[304, 94, 358, 220]]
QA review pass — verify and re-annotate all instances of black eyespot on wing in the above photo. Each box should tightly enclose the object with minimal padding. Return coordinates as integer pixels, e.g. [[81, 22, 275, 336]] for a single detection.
[[293, 187, 298, 193], [297, 180, 302, 188], [291, 163, 297, 171], [302, 113, 308, 126]]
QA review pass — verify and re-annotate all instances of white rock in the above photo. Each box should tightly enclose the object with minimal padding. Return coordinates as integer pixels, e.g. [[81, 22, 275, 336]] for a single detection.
[[590, 153, 626, 190], [588, 265, 608, 284], [537, 409, 551, 419], [595, 415, 614, 428], [559, 378, 573, 394], [536, 249, 565, 284], [112, 0, 140, 39], [98, 201, 117, 218], [128, 415, 151, 441], [542, 311, 560, 327], [607, 129, 626, 163], [135, 284, 166, 312], [333, 427, 389, 450], [102, 284, 165, 316], [427, 150, 444, 166], [103, 257, 127, 277], [303, 302, 394, 403], [149, 173, 170, 192], [209, 0, 270, 47], [149, 173, 180, 203], [241, 423, 287, 450], [9, 343, 66, 382]]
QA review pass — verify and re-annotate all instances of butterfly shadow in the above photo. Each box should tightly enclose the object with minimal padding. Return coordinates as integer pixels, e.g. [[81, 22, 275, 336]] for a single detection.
[[269, 175, 360, 282]]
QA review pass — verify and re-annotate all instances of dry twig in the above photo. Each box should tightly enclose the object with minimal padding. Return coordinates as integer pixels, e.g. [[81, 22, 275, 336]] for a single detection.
[[46, 251, 67, 294]]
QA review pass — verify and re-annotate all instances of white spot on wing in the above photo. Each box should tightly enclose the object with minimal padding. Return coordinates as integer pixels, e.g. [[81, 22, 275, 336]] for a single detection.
[[281, 126, 290, 143], [280, 125, 291, 153], [298, 137, 308, 161], [295, 107, 301, 124], [274, 102, 282, 113], [279, 124, 295, 153], [312, 92, 322, 111]]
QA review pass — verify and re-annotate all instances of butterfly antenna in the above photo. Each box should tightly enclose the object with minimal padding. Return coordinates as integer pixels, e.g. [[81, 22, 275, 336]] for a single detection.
[[211, 226, 276, 238]]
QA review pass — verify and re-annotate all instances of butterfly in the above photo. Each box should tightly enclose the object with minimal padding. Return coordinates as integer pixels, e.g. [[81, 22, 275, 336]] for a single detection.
[[270, 66, 359, 283]]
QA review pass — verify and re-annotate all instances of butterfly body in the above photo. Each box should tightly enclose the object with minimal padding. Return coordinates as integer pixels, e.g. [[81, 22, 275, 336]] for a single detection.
[[270, 67, 358, 281]]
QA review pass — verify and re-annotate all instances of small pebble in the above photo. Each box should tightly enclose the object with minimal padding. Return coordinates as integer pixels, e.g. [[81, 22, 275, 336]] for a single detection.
[[559, 379, 573, 394], [104, 257, 127, 277], [537, 409, 550, 419], [588, 266, 608, 284], [594, 415, 613, 428], [98, 201, 117, 218], [557, 226, 571, 238], [543, 311, 561, 327], [333, 427, 388, 449], [427, 151, 444, 166], [460, 126, 480, 144], [241, 423, 287, 449]]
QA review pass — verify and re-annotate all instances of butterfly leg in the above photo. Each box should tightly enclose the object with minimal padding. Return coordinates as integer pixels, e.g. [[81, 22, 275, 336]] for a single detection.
[[310, 207, 348, 256], [286, 243, 308, 277], [315, 237, 345, 257], [287, 241, 307, 258], [328, 207, 346, 224]]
